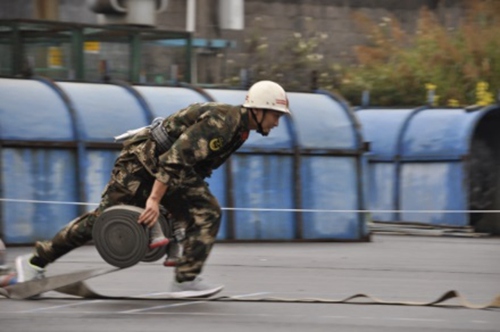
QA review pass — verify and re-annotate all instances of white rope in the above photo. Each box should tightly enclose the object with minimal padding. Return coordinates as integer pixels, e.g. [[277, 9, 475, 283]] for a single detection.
[[0, 198, 97, 206], [0, 198, 499, 213]]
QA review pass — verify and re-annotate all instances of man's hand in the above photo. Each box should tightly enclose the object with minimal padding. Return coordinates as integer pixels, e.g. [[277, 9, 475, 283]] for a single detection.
[[138, 197, 160, 228], [138, 179, 168, 228]]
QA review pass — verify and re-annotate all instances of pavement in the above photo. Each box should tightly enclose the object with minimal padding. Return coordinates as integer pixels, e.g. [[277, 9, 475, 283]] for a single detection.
[[0, 234, 499, 332]]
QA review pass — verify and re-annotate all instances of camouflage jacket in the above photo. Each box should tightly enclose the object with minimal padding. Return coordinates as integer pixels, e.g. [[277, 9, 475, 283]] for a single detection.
[[122, 102, 250, 190]]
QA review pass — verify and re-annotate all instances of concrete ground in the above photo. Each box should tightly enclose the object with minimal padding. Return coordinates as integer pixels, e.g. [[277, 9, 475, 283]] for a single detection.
[[0, 234, 499, 332]]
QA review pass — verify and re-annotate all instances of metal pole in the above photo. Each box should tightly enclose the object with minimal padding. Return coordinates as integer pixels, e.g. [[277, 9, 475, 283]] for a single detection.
[[11, 24, 23, 77], [186, 34, 193, 83], [130, 33, 141, 83], [71, 28, 84, 80]]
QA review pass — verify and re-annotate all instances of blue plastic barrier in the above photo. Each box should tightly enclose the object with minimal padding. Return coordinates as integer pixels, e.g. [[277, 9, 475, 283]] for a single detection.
[[0, 78, 369, 243], [357, 106, 500, 233]]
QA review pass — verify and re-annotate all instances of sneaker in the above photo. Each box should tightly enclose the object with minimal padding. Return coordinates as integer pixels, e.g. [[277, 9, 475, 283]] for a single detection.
[[149, 222, 169, 249], [149, 237, 169, 249], [15, 254, 45, 283], [170, 277, 224, 298], [163, 258, 178, 267], [163, 242, 181, 267]]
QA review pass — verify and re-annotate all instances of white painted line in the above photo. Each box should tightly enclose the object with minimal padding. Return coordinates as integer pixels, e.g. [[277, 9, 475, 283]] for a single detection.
[[319, 315, 349, 319], [121, 300, 206, 313], [18, 300, 106, 313], [16, 291, 168, 313], [118, 292, 270, 314], [3, 310, 493, 326], [387, 317, 445, 322]]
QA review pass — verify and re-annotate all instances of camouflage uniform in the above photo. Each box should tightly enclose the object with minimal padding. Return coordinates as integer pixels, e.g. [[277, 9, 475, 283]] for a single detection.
[[35, 102, 250, 282]]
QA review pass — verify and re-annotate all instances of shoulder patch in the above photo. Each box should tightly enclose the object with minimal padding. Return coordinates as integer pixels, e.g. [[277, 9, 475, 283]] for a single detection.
[[209, 137, 224, 151]]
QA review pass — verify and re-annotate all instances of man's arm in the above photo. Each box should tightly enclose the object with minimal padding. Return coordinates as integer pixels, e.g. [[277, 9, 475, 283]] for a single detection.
[[138, 179, 168, 227]]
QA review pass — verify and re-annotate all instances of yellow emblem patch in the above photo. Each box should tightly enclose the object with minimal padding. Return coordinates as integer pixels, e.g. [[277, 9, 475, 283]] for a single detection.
[[209, 137, 224, 151]]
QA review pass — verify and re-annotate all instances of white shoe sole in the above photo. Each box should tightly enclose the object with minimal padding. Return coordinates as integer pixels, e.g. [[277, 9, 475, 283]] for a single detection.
[[15, 257, 26, 283], [170, 285, 224, 298]]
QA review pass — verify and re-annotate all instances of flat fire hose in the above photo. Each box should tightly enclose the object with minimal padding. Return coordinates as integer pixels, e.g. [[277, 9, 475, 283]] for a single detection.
[[1, 270, 499, 309], [0, 268, 118, 299], [1, 206, 499, 309]]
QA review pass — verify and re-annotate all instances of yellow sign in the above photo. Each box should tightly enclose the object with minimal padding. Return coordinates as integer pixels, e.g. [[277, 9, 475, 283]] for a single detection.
[[84, 41, 100, 53], [48, 47, 63, 68]]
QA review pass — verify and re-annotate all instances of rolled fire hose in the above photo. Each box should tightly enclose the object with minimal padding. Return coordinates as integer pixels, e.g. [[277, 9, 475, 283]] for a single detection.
[[92, 205, 169, 268]]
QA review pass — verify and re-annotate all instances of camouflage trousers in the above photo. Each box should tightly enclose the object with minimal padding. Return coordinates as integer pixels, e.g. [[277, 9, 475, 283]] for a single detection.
[[34, 157, 221, 282]]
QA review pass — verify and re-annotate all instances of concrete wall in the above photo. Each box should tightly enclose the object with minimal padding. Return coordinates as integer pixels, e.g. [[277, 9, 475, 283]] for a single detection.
[[0, 0, 32, 19], [0, 0, 465, 84], [161, 0, 463, 84]]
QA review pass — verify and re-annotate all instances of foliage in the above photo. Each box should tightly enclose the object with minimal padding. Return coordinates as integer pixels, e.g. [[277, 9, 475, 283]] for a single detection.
[[225, 2, 500, 107], [332, 1, 500, 106], [224, 17, 328, 91]]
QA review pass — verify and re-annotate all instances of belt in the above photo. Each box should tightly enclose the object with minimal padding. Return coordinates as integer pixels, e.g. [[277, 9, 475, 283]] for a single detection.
[[150, 123, 176, 155]]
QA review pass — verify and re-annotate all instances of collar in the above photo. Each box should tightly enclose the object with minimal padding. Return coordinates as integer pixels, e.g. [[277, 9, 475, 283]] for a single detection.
[[239, 106, 250, 131], [239, 106, 250, 140]]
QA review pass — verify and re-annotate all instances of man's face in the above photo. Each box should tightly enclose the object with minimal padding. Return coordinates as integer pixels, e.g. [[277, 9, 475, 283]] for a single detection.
[[258, 110, 283, 136]]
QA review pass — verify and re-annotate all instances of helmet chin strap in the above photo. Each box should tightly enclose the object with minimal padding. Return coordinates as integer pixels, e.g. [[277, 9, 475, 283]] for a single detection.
[[250, 109, 268, 136]]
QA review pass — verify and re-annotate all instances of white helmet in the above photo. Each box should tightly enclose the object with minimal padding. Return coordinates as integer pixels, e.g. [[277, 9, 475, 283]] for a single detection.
[[243, 80, 290, 114]]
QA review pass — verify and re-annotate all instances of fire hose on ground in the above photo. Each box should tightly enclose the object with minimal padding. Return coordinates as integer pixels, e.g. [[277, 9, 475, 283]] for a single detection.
[[0, 205, 499, 309]]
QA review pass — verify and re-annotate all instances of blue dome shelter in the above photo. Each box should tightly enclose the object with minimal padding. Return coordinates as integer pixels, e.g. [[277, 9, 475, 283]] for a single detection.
[[357, 106, 500, 234], [0, 78, 369, 244]]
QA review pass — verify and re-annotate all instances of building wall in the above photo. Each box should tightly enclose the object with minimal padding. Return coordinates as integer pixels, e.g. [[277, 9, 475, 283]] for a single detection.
[[164, 0, 463, 84], [0, 0, 33, 19], [0, 0, 465, 84]]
